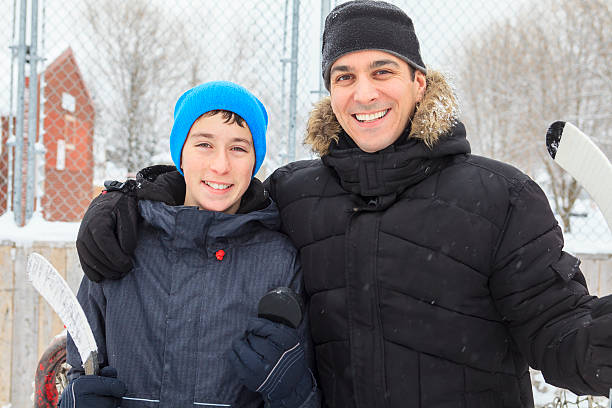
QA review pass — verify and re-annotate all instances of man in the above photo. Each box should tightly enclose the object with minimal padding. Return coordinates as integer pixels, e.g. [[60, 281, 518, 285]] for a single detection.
[[76, 1, 612, 407]]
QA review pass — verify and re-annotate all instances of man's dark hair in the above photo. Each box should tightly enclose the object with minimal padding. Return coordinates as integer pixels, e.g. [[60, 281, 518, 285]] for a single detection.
[[408, 65, 416, 81], [201, 109, 246, 128]]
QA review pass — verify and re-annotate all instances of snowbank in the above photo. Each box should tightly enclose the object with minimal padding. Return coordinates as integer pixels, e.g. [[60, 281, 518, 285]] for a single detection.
[[0, 211, 80, 245]]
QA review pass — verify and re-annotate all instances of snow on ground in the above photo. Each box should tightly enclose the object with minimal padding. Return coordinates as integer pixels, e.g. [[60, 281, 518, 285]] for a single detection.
[[0, 211, 80, 245]]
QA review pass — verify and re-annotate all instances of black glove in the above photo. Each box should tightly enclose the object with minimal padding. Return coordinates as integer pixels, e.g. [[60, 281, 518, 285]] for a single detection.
[[76, 179, 140, 282], [77, 165, 185, 282], [575, 294, 612, 393], [58, 366, 127, 408], [229, 318, 314, 408]]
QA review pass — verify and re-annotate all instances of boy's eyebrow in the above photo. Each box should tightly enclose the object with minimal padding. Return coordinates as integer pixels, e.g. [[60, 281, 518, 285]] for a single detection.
[[190, 133, 253, 145], [330, 59, 400, 76]]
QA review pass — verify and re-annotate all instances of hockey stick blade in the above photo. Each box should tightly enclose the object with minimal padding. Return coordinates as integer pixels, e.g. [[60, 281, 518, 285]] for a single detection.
[[546, 121, 612, 232], [27, 253, 99, 375]]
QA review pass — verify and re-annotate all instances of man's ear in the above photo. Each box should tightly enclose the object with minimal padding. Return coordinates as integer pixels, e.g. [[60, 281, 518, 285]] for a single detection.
[[415, 70, 427, 102]]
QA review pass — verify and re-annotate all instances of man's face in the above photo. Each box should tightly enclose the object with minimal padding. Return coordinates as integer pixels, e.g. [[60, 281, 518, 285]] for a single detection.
[[181, 114, 255, 214], [329, 50, 426, 153]]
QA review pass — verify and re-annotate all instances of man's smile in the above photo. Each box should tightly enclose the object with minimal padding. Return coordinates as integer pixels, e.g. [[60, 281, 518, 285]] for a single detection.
[[353, 109, 390, 123]]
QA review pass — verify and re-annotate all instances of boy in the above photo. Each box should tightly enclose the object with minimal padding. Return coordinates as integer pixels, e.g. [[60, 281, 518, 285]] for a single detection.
[[61, 81, 318, 408]]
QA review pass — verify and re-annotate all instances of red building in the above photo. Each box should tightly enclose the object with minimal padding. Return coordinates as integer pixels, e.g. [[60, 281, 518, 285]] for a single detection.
[[1, 47, 95, 223]]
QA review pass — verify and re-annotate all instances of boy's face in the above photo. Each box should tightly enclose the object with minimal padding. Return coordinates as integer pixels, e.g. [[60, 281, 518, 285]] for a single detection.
[[181, 114, 255, 214]]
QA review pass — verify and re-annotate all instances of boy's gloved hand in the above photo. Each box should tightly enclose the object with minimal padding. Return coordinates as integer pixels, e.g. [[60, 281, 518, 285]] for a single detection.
[[58, 366, 127, 408], [76, 165, 184, 282], [230, 318, 314, 408]]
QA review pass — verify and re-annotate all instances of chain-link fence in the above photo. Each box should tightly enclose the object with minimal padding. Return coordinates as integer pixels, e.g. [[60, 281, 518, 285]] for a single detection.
[[1, 0, 611, 235], [1, 1, 611, 405]]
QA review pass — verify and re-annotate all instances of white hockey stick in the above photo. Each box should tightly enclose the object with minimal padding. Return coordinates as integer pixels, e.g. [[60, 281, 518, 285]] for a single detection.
[[546, 121, 612, 232], [546, 121, 612, 405], [27, 252, 99, 375]]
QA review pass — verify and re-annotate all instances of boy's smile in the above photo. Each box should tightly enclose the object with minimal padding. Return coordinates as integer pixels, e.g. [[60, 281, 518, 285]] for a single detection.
[[181, 114, 255, 214]]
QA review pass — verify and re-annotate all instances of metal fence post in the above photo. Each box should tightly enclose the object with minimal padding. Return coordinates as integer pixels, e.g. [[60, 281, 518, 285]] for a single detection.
[[287, 0, 299, 163], [280, 0, 289, 164], [26, 0, 40, 222], [13, 0, 28, 226], [6, 0, 18, 214], [319, 0, 330, 96]]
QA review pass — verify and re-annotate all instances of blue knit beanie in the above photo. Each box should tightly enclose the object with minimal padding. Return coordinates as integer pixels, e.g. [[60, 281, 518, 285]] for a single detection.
[[169, 81, 268, 176]]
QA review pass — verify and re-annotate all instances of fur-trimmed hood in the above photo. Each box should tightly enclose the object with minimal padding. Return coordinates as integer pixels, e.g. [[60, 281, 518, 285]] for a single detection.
[[304, 70, 459, 156]]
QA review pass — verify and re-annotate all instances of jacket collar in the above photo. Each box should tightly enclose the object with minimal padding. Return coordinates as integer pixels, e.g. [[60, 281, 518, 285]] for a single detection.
[[322, 123, 470, 197], [138, 193, 280, 249], [136, 166, 271, 214]]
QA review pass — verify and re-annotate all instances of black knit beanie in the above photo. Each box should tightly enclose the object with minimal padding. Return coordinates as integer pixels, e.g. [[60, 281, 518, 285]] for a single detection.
[[322, 0, 426, 90]]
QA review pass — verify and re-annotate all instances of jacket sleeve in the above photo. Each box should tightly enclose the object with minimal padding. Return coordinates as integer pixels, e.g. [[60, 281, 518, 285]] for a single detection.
[[489, 177, 612, 395], [66, 276, 109, 380], [286, 254, 322, 408]]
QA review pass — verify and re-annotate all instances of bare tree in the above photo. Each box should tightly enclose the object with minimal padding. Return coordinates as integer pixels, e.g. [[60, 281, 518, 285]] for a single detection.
[[458, 0, 612, 232], [84, 0, 193, 174]]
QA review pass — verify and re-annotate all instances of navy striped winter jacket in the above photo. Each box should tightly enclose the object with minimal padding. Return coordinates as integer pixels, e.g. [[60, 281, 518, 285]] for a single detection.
[[67, 199, 318, 408]]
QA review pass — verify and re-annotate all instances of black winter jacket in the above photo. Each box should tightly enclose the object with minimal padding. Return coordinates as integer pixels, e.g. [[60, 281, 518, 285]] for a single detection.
[[266, 71, 606, 408]]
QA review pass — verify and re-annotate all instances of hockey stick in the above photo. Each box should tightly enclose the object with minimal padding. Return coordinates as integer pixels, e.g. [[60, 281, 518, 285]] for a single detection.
[[546, 121, 612, 232], [546, 122, 612, 405], [27, 252, 99, 375]]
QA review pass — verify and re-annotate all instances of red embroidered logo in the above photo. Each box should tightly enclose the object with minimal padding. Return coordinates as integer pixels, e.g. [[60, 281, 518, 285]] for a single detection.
[[215, 250, 225, 261]]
